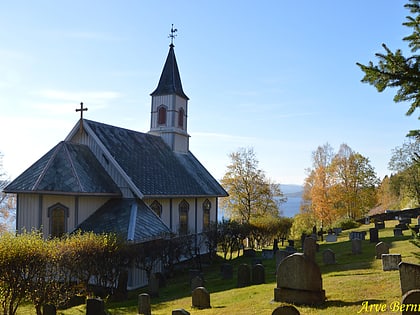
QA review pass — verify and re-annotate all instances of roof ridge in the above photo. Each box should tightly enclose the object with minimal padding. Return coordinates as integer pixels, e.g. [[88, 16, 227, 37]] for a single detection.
[[63, 142, 85, 192], [31, 141, 64, 190]]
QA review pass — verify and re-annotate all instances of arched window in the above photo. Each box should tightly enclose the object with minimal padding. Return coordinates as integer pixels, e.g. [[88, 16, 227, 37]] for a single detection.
[[203, 199, 211, 230], [179, 199, 189, 235], [178, 107, 185, 129], [150, 200, 162, 217], [48, 203, 69, 238], [158, 106, 167, 125]]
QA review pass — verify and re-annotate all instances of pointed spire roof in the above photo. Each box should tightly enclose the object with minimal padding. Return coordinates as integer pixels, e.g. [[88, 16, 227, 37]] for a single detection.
[[151, 44, 189, 100]]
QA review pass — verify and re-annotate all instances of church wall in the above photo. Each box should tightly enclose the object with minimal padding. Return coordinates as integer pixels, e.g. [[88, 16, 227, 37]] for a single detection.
[[77, 196, 110, 225], [16, 193, 42, 232]]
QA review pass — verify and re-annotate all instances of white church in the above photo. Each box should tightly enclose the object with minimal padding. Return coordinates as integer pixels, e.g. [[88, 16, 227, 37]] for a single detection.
[[4, 34, 228, 289]]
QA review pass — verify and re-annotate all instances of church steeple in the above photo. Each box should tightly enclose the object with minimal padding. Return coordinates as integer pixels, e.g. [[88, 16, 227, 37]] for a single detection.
[[149, 27, 190, 153]]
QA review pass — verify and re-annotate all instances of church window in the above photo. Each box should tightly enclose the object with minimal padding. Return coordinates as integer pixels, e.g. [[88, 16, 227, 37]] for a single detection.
[[158, 106, 167, 125], [150, 200, 162, 217], [203, 199, 211, 230], [48, 203, 69, 238], [178, 107, 184, 129], [179, 199, 189, 235]]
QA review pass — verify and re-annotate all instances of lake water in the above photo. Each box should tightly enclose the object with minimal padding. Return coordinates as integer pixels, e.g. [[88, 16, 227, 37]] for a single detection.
[[281, 196, 301, 218]]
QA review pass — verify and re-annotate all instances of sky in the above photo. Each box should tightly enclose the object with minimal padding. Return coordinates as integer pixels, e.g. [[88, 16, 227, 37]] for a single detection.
[[0, 0, 418, 186]]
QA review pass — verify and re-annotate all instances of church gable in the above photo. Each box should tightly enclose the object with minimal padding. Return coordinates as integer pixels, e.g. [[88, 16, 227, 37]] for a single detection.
[[4, 141, 121, 196]]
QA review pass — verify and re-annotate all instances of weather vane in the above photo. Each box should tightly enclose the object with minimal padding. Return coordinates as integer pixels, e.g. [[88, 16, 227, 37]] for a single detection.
[[169, 24, 178, 45]]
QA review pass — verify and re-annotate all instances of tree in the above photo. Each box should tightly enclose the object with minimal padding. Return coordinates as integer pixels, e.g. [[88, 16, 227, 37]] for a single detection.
[[302, 143, 379, 226], [0, 152, 14, 233], [357, 0, 420, 137], [220, 147, 285, 223], [388, 138, 420, 207]]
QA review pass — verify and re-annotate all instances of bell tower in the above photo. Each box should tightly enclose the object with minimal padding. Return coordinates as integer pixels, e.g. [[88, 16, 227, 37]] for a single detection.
[[149, 26, 190, 153]]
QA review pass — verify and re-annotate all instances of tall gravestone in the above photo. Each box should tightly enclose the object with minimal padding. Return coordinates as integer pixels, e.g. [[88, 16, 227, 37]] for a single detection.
[[252, 264, 265, 285], [399, 262, 420, 295], [382, 254, 402, 271], [369, 228, 379, 243], [86, 298, 105, 315], [274, 253, 325, 305], [237, 263, 251, 288], [352, 239, 362, 254], [303, 237, 317, 262], [191, 287, 211, 309], [138, 293, 151, 315], [375, 242, 389, 259]]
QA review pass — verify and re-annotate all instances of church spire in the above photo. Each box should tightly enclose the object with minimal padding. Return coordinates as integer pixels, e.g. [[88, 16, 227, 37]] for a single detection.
[[149, 26, 190, 153], [150, 26, 189, 100]]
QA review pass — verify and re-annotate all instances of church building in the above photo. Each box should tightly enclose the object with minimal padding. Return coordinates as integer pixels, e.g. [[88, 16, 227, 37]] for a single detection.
[[4, 35, 227, 288]]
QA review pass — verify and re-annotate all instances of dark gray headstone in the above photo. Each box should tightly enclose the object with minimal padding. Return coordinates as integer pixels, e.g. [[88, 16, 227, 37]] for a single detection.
[[369, 228, 379, 243], [191, 287, 211, 309], [303, 237, 317, 262], [322, 249, 336, 265], [375, 221, 385, 229], [325, 234, 337, 242], [149, 272, 160, 297], [375, 242, 389, 259], [272, 304, 300, 315], [237, 263, 251, 287], [394, 228, 403, 236], [220, 263, 233, 280], [252, 263, 265, 285], [401, 289, 420, 315], [86, 298, 104, 315], [352, 239, 362, 254], [138, 293, 151, 315], [382, 254, 402, 271], [399, 262, 420, 295]]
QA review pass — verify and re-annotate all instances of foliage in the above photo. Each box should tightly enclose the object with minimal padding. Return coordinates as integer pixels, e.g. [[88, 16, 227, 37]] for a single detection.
[[220, 147, 285, 224], [301, 143, 379, 227], [289, 212, 316, 240], [388, 138, 420, 207], [357, 0, 420, 137], [335, 218, 360, 230], [216, 219, 248, 260], [0, 152, 15, 234], [248, 216, 292, 249]]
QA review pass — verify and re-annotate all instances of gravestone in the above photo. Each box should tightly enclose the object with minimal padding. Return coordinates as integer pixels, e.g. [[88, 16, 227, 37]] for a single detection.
[[303, 237, 317, 262], [399, 262, 420, 295], [191, 275, 204, 291], [191, 287, 211, 309], [325, 234, 337, 242], [369, 228, 379, 243], [138, 293, 151, 315], [322, 249, 336, 265], [382, 254, 402, 271], [375, 242, 389, 259], [114, 269, 128, 301], [172, 309, 190, 315], [154, 272, 166, 288], [333, 227, 342, 235], [401, 289, 420, 315], [43, 304, 56, 315], [352, 239, 362, 254], [237, 263, 251, 287], [272, 304, 300, 315], [274, 253, 325, 305], [349, 231, 366, 240], [220, 263, 233, 280], [86, 298, 105, 315], [149, 272, 160, 297], [252, 264, 265, 285], [394, 228, 403, 236]]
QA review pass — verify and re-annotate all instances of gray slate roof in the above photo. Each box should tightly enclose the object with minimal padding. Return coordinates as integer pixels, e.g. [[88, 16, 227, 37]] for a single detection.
[[85, 119, 228, 197], [150, 44, 189, 100], [75, 198, 171, 242], [4, 141, 121, 195]]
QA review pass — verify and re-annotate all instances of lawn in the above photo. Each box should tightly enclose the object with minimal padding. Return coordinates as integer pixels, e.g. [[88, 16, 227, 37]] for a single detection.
[[16, 220, 420, 315]]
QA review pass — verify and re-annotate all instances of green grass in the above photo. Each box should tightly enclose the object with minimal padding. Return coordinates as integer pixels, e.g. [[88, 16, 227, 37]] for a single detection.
[[16, 220, 420, 315]]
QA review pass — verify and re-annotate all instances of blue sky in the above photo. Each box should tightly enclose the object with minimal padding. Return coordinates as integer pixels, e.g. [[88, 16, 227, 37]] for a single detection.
[[0, 0, 418, 185]]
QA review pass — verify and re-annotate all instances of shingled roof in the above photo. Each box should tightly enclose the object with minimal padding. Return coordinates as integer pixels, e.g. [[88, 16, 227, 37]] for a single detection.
[[84, 119, 228, 197], [75, 198, 171, 242], [150, 44, 189, 100], [4, 141, 121, 196]]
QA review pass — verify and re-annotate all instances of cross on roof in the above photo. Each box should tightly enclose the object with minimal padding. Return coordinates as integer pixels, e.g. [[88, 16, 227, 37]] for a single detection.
[[75, 102, 88, 119], [169, 24, 177, 46]]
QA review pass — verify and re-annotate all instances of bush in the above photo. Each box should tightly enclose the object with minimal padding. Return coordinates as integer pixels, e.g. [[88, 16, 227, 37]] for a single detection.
[[337, 218, 360, 230]]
